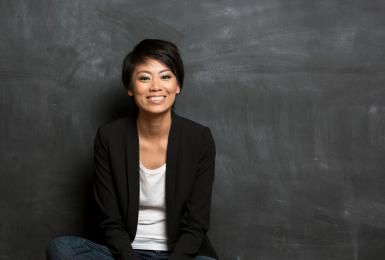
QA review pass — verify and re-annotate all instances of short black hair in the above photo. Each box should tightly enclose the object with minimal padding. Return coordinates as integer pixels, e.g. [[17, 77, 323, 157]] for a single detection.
[[122, 39, 184, 91]]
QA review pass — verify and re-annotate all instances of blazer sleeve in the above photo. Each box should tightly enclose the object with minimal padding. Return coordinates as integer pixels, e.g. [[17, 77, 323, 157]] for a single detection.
[[93, 128, 139, 260], [169, 127, 216, 260]]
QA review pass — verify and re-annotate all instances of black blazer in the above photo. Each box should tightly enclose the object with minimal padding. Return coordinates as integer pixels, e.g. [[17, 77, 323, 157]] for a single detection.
[[93, 111, 218, 260]]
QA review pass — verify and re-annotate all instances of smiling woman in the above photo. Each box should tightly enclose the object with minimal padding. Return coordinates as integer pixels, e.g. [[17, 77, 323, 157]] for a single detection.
[[128, 58, 180, 116], [46, 39, 219, 260]]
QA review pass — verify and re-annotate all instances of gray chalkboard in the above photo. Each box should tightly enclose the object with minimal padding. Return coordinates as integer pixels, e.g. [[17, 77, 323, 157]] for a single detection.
[[1, 0, 385, 259]]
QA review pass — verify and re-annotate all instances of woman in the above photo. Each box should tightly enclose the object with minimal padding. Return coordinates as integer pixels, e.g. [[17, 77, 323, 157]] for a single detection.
[[46, 39, 218, 260]]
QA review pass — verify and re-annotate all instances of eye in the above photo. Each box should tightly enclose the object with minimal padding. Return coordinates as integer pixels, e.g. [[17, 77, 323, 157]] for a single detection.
[[138, 75, 150, 81], [161, 74, 172, 80]]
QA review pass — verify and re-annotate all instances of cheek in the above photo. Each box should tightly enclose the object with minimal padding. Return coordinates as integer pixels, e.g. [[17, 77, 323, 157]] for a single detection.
[[131, 83, 146, 95], [168, 81, 180, 93]]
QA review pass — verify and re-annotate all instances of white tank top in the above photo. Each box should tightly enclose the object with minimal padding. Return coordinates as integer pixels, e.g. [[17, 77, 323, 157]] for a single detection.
[[131, 161, 169, 251]]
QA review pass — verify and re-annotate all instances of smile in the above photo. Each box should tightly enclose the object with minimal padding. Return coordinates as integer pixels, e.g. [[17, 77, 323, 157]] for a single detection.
[[147, 96, 166, 103]]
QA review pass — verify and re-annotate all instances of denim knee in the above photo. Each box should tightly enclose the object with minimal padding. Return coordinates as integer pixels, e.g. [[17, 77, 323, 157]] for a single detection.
[[46, 235, 82, 259]]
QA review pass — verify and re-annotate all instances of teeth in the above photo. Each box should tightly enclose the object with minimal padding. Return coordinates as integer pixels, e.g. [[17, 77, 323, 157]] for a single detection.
[[148, 96, 165, 101]]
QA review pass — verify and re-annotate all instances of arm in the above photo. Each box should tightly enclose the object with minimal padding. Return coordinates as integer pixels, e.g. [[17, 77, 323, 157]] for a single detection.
[[93, 128, 139, 260], [169, 127, 216, 260]]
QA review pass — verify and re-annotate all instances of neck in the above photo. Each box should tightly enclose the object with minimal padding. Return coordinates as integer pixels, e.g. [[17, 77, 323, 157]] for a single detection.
[[136, 110, 172, 140]]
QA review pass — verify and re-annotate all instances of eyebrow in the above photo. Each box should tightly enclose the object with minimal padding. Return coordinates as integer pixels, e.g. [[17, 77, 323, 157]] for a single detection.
[[135, 69, 171, 75]]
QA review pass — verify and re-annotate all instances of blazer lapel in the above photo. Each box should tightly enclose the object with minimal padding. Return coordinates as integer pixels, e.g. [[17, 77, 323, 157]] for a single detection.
[[166, 112, 181, 226], [126, 116, 139, 237]]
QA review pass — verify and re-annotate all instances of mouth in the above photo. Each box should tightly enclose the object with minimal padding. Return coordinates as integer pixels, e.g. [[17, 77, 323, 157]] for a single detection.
[[146, 95, 166, 103]]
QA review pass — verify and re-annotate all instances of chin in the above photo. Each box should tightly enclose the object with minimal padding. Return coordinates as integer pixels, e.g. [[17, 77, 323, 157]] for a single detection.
[[136, 98, 176, 116], [140, 106, 173, 116]]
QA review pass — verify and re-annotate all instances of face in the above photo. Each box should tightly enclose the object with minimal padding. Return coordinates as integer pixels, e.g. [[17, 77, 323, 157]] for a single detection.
[[128, 58, 180, 116]]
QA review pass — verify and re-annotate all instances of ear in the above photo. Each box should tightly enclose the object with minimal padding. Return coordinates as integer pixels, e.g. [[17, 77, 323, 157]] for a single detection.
[[127, 89, 133, 96], [176, 85, 181, 94]]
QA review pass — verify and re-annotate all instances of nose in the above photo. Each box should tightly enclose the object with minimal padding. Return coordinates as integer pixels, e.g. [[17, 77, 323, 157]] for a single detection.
[[149, 77, 162, 91]]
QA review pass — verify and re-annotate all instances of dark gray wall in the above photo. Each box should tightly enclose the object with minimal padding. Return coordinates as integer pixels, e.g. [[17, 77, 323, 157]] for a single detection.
[[1, 0, 385, 259]]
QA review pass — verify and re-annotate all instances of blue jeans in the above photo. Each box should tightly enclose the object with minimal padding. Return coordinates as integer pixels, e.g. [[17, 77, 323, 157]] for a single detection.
[[46, 236, 216, 260]]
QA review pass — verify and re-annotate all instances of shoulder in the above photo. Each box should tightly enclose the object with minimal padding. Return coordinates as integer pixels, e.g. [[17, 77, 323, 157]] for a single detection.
[[96, 116, 135, 139], [174, 113, 207, 130], [173, 113, 215, 147], [173, 113, 211, 136]]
